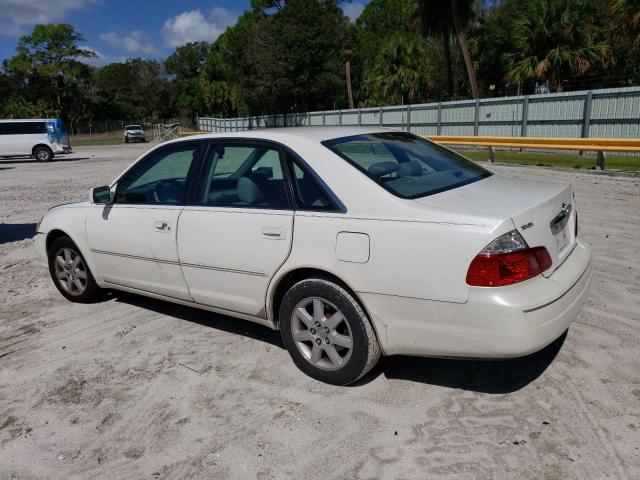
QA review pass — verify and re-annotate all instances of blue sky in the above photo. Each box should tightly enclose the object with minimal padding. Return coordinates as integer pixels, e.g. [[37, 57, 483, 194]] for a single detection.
[[0, 0, 368, 65]]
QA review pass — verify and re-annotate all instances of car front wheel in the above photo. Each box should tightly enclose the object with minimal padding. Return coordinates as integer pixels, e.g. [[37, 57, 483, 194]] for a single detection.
[[48, 236, 103, 303], [279, 278, 380, 385]]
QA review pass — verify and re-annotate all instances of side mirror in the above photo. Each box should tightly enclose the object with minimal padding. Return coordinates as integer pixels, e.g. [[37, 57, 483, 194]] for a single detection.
[[90, 185, 114, 204]]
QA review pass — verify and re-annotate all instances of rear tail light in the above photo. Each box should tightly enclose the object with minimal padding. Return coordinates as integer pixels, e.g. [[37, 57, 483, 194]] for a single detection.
[[466, 230, 552, 287]]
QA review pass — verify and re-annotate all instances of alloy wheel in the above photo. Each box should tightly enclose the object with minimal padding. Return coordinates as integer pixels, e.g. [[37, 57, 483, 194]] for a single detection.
[[291, 297, 353, 371], [53, 247, 88, 296]]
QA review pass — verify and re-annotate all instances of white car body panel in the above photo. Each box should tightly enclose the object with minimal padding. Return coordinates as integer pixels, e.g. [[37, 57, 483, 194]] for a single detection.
[[35, 127, 593, 359], [177, 206, 293, 316], [0, 132, 65, 156], [86, 204, 191, 300]]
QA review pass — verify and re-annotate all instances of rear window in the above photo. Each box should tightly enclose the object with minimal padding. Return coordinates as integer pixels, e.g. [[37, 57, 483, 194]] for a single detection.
[[323, 132, 491, 199]]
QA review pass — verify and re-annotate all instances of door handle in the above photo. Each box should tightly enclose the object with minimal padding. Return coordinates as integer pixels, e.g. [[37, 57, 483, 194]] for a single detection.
[[261, 227, 285, 240], [154, 221, 171, 232]]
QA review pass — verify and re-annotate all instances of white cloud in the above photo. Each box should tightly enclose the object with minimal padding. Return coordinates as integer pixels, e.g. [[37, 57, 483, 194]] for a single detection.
[[162, 7, 239, 48], [77, 45, 126, 67], [99, 30, 159, 56], [0, 0, 95, 35], [341, 1, 365, 22]]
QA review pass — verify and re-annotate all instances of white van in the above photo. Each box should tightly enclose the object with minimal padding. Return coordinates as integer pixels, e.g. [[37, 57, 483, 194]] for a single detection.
[[0, 119, 71, 161]]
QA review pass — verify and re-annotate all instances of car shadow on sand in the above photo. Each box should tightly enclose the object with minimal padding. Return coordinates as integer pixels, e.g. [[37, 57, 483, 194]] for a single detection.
[[357, 331, 567, 393], [112, 291, 565, 393], [0, 223, 37, 245], [112, 292, 284, 349]]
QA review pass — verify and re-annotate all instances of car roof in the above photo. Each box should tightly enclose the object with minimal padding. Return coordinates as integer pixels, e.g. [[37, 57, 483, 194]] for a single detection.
[[181, 126, 396, 143], [0, 119, 60, 123]]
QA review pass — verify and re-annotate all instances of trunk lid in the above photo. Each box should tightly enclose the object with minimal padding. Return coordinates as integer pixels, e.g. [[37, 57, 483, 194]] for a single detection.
[[413, 174, 577, 276]]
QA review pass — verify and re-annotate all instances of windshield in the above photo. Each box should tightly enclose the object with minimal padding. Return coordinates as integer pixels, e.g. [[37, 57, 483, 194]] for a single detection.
[[126, 125, 142, 131], [323, 132, 491, 199]]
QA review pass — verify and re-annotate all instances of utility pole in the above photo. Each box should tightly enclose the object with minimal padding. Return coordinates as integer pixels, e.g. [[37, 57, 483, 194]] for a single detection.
[[344, 49, 354, 109]]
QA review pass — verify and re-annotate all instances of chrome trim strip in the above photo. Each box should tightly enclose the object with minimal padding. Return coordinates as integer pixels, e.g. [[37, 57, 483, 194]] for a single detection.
[[522, 261, 590, 313], [91, 249, 268, 277]]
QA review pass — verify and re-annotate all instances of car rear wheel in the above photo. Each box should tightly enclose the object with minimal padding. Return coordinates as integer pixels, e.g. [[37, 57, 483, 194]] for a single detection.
[[34, 146, 53, 162], [279, 278, 380, 385], [48, 236, 102, 303]]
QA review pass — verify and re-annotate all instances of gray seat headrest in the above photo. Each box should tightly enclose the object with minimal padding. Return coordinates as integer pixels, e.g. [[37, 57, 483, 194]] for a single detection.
[[368, 161, 399, 178], [398, 160, 422, 177], [237, 177, 264, 205]]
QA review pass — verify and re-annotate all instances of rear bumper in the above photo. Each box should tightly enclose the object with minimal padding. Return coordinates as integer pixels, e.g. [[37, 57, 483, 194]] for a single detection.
[[361, 240, 593, 358]]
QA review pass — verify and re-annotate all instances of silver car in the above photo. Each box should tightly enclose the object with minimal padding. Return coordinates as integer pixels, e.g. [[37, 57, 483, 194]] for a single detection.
[[123, 125, 146, 143]]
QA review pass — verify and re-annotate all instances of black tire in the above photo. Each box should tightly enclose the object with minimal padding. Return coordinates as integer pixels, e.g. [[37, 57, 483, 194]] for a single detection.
[[124, 137, 129, 143], [279, 278, 380, 385], [34, 146, 53, 162], [47, 236, 103, 303]]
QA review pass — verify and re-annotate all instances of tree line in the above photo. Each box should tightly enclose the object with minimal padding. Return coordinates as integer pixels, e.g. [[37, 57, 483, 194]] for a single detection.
[[0, 0, 638, 124]]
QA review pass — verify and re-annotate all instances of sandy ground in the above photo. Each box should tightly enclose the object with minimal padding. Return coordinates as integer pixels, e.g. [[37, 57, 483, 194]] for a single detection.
[[1, 143, 639, 480]]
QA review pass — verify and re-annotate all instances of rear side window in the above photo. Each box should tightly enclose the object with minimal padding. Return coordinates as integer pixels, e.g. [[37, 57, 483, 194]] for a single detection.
[[199, 144, 289, 209], [0, 122, 46, 135], [323, 132, 491, 199], [289, 161, 332, 211]]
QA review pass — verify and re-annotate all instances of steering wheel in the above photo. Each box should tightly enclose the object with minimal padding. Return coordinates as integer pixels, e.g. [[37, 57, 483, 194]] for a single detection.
[[153, 179, 182, 204]]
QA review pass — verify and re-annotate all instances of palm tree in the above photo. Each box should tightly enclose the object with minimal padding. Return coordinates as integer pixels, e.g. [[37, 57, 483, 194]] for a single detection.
[[413, 0, 479, 99], [609, 0, 640, 52], [370, 33, 433, 104], [505, 0, 613, 92]]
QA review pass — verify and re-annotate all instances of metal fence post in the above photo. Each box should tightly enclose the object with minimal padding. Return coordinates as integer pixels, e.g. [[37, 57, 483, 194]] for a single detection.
[[580, 90, 593, 156], [358, 108, 362, 126], [379, 107, 383, 126], [339, 110, 342, 126], [582, 90, 593, 139], [520, 96, 529, 137], [473, 99, 480, 136], [322, 111, 326, 126], [406, 105, 411, 132], [437, 103, 442, 135]]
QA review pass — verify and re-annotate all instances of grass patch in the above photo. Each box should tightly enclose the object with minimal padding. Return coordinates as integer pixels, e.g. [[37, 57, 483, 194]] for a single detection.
[[456, 149, 640, 171]]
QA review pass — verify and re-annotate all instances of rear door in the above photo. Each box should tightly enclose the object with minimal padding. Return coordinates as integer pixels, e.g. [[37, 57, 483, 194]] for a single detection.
[[86, 141, 203, 299], [177, 141, 294, 317]]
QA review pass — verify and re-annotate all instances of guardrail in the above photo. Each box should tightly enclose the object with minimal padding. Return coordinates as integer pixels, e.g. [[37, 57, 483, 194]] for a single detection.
[[425, 135, 640, 170]]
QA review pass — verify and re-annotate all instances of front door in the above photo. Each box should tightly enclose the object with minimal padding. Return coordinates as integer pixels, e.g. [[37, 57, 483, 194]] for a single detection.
[[86, 141, 203, 300], [178, 142, 294, 317]]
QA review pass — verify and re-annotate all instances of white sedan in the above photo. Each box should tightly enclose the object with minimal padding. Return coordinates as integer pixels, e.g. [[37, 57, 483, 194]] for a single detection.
[[35, 127, 592, 385]]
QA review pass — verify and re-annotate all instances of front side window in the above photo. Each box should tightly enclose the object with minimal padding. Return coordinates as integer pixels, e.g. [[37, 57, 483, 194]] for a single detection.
[[115, 143, 200, 204], [200, 143, 289, 209], [323, 132, 491, 199]]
